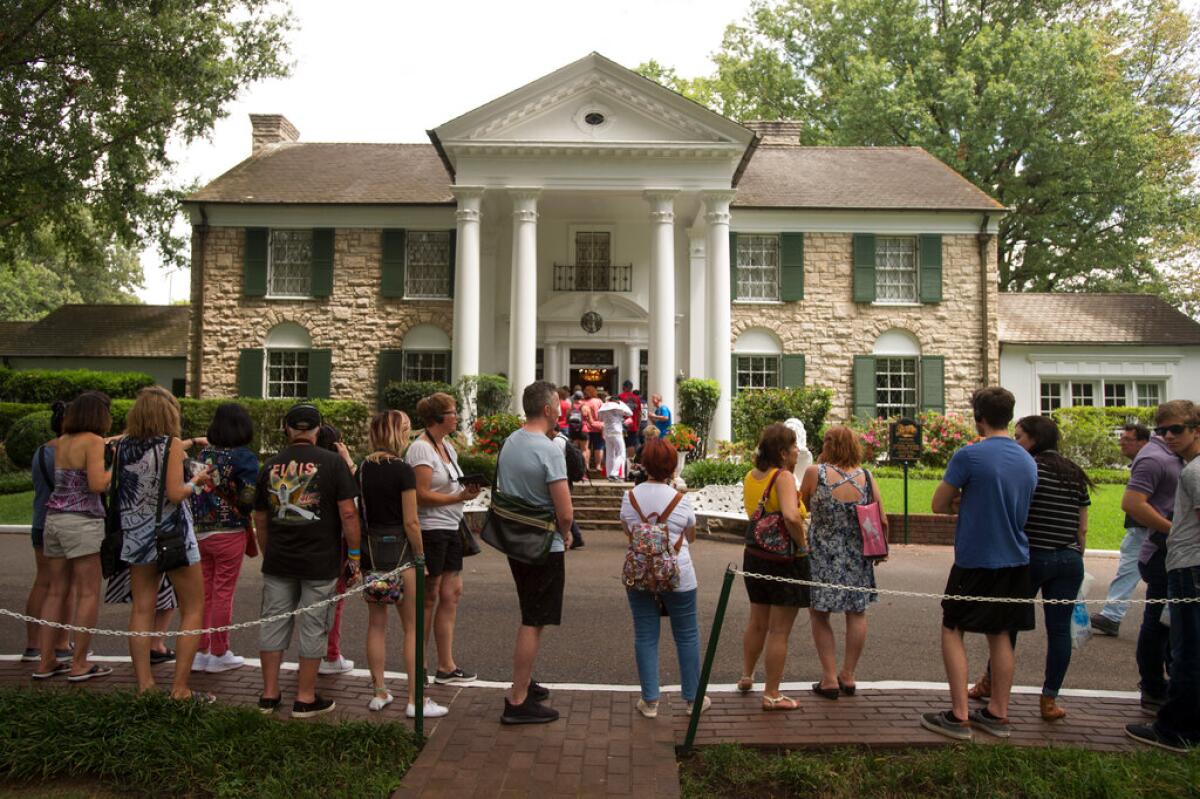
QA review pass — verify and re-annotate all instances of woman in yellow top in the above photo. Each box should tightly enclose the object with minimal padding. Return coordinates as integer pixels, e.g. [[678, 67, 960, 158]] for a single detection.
[[738, 423, 810, 711]]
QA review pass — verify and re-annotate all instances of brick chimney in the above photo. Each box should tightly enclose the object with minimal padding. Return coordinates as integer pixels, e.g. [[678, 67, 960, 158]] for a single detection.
[[742, 120, 803, 145], [250, 114, 299, 155]]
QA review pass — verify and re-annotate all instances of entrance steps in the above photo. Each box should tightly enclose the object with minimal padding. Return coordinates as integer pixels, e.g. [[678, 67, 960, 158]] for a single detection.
[[571, 479, 631, 536]]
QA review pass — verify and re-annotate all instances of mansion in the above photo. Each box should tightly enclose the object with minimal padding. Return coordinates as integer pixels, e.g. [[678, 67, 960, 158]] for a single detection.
[[184, 53, 1006, 441]]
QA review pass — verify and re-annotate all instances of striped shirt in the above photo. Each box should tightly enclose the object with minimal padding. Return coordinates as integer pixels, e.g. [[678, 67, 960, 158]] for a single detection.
[[1024, 461, 1091, 551]]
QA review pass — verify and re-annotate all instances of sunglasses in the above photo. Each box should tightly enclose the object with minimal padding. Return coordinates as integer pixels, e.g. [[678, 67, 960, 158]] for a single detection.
[[1154, 424, 1195, 437]]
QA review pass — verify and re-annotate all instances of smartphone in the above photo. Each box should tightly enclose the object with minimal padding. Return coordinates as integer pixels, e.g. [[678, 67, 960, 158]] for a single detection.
[[458, 474, 490, 488]]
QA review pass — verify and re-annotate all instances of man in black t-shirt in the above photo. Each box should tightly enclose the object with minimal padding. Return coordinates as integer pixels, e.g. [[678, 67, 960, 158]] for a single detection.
[[253, 404, 360, 718]]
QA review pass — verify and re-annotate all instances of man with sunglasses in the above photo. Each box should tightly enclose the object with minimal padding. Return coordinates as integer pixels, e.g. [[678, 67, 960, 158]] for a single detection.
[[1091, 423, 1152, 636]]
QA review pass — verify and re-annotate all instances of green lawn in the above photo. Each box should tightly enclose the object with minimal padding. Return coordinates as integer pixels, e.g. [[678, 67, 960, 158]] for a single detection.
[[875, 477, 1126, 551], [0, 492, 33, 526]]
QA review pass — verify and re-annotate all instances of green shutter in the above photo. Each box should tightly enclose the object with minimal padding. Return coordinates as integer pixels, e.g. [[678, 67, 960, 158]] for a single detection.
[[780, 233, 804, 301], [307, 349, 332, 399], [919, 234, 943, 303], [237, 349, 264, 398], [447, 228, 457, 299], [310, 228, 334, 297], [377, 349, 405, 408], [853, 233, 876, 303], [853, 355, 877, 419], [782, 354, 805, 388], [729, 231, 738, 301], [381, 229, 406, 297], [920, 355, 946, 413], [243, 228, 268, 297]]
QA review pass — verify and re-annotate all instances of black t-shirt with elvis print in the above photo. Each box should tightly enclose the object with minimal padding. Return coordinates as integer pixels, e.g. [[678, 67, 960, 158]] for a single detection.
[[254, 442, 359, 580]]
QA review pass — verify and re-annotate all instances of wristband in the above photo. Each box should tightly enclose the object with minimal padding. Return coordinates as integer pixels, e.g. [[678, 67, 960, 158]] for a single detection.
[[347, 548, 361, 556], [348, 554, 361, 562]]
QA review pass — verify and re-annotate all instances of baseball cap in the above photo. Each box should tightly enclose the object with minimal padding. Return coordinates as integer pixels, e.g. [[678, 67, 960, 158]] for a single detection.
[[284, 403, 322, 432], [622, 380, 633, 390]]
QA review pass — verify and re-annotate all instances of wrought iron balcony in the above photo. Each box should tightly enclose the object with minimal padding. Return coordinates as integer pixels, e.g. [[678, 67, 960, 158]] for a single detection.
[[553, 263, 632, 292]]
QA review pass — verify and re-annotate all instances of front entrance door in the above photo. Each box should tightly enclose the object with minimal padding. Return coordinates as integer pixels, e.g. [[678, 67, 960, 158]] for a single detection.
[[569, 347, 618, 395]]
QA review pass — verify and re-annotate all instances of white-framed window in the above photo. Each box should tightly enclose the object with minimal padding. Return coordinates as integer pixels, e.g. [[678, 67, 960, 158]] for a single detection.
[[736, 355, 780, 390], [735, 234, 780, 301], [267, 350, 310, 398], [405, 231, 452, 298], [1104, 383, 1128, 407], [268, 229, 313, 297], [1137, 382, 1162, 407], [1041, 379, 1165, 412], [402, 351, 450, 383], [876, 356, 918, 418], [875, 236, 918, 304], [1040, 381, 1063, 415]]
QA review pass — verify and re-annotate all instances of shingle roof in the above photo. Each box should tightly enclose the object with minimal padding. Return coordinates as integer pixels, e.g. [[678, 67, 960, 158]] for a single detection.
[[0, 305, 189, 358], [186, 143, 454, 205], [733, 145, 1004, 211], [998, 293, 1200, 346]]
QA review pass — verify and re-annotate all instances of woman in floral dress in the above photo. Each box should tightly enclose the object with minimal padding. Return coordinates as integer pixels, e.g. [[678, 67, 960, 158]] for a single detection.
[[799, 425, 887, 700]]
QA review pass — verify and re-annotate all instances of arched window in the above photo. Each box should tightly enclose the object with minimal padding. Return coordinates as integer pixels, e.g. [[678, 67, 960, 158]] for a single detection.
[[401, 324, 451, 383], [733, 328, 782, 392], [871, 329, 921, 419], [265, 322, 312, 399]]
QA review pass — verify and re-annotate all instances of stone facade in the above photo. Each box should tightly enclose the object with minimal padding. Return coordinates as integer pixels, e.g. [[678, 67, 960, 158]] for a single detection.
[[188, 226, 453, 400], [731, 232, 1000, 419]]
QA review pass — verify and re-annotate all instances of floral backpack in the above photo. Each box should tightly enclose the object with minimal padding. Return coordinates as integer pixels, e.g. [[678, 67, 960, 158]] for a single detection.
[[622, 489, 686, 593]]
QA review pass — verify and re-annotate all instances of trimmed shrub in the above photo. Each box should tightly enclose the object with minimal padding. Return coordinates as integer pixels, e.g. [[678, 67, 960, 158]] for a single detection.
[[678, 378, 720, 453], [1053, 406, 1155, 469], [731, 386, 833, 457], [682, 458, 752, 488], [6, 412, 55, 468], [0, 472, 34, 494], [849, 411, 977, 468], [472, 413, 522, 455], [0, 368, 155, 403], [383, 381, 460, 423], [460, 374, 511, 417], [457, 451, 498, 485], [0, 402, 46, 439]]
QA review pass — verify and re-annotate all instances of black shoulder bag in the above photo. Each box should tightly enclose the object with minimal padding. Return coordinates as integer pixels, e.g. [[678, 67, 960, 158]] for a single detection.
[[100, 443, 126, 579], [154, 437, 191, 573], [480, 438, 558, 564]]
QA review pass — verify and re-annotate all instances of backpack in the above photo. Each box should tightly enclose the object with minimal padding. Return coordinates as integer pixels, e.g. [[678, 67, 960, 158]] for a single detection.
[[567, 408, 584, 436], [557, 433, 586, 483], [622, 489, 686, 593]]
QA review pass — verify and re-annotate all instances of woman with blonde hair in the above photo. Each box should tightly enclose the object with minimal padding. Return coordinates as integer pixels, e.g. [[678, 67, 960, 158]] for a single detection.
[[117, 386, 212, 701], [359, 410, 448, 717], [800, 425, 886, 700]]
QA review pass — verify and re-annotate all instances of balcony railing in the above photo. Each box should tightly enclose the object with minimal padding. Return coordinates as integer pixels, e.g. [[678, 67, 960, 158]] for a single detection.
[[553, 263, 632, 292]]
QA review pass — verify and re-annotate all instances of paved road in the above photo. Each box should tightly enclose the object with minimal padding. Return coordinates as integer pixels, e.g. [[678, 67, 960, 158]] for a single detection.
[[0, 531, 1144, 692]]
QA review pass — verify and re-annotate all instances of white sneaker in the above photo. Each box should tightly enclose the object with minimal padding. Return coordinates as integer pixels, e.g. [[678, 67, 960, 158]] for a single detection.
[[406, 698, 449, 718], [191, 653, 211, 672], [686, 696, 712, 715], [318, 655, 354, 675], [636, 698, 659, 719], [205, 650, 245, 673], [369, 690, 394, 712]]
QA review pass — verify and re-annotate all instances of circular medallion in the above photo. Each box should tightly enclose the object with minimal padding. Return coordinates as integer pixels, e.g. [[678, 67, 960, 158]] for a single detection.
[[580, 311, 603, 334]]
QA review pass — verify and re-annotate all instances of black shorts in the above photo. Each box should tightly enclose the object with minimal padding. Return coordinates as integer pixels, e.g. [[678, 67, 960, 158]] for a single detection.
[[508, 552, 565, 627], [941, 564, 1035, 634], [422, 527, 463, 578], [587, 432, 604, 449], [568, 429, 587, 442], [742, 549, 811, 608]]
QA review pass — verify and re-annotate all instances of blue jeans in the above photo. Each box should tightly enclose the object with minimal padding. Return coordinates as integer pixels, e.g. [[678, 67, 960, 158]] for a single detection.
[[1137, 540, 1172, 698], [1099, 527, 1149, 624], [1018, 548, 1084, 697], [626, 589, 701, 702], [1156, 566, 1200, 744]]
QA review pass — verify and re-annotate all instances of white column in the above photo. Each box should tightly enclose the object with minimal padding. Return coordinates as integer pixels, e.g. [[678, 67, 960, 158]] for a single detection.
[[645, 190, 678, 412], [451, 187, 483, 382], [688, 231, 706, 378], [704, 191, 736, 445], [508, 189, 540, 412], [545, 342, 560, 387], [625, 342, 640, 391]]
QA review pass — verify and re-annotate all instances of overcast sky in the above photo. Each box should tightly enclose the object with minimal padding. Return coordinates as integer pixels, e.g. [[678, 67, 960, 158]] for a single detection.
[[140, 0, 753, 303]]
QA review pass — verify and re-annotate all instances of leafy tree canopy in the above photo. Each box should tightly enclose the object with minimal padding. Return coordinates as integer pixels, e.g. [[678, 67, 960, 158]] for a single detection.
[[640, 0, 1200, 297], [0, 0, 293, 276]]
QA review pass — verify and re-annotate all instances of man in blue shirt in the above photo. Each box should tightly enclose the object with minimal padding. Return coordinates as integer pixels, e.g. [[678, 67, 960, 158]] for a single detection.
[[921, 387, 1037, 742], [649, 393, 672, 437]]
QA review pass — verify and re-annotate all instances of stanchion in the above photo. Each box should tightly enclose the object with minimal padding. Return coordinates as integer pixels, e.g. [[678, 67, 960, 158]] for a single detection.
[[680, 563, 736, 755], [414, 556, 426, 738]]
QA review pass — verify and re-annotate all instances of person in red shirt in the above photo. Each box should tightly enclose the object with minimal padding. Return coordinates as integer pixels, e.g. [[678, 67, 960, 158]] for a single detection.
[[555, 387, 571, 434]]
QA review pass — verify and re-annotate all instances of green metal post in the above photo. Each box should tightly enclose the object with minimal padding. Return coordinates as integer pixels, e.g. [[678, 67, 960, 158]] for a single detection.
[[681, 564, 737, 755], [903, 461, 910, 545], [414, 556, 426, 738]]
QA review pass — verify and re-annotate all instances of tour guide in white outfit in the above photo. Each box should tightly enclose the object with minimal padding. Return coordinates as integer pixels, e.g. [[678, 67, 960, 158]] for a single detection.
[[598, 398, 632, 481]]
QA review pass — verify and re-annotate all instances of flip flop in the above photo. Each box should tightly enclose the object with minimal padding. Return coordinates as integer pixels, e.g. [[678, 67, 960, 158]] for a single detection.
[[31, 663, 70, 680], [838, 677, 856, 696], [762, 694, 799, 712], [67, 664, 113, 682]]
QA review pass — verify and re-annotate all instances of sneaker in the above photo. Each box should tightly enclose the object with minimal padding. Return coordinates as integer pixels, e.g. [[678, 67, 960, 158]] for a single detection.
[[687, 696, 712, 715], [318, 656, 354, 675], [528, 680, 550, 702], [368, 690, 394, 712], [968, 707, 1012, 738], [636, 699, 659, 718], [1125, 723, 1189, 753], [920, 710, 972, 741], [205, 650, 245, 673], [257, 695, 282, 715], [1090, 614, 1120, 637], [191, 653, 211, 672], [292, 696, 336, 718], [406, 698, 449, 718], [434, 666, 477, 684], [501, 695, 560, 725], [20, 647, 39, 662]]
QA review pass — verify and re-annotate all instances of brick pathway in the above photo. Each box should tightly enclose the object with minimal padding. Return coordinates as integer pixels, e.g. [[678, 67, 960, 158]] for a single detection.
[[0, 658, 1154, 797]]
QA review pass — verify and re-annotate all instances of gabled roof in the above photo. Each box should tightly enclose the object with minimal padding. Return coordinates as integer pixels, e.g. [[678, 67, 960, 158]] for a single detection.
[[998, 293, 1200, 346], [734, 145, 1004, 211], [0, 305, 189, 358], [186, 143, 453, 205]]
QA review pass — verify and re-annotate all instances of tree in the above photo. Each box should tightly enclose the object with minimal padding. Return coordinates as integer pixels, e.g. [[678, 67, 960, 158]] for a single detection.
[[639, 0, 1200, 296], [0, 0, 293, 272]]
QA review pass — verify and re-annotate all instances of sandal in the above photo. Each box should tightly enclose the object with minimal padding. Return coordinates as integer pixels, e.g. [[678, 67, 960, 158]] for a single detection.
[[968, 674, 991, 701], [67, 664, 113, 682], [31, 663, 71, 680], [176, 690, 216, 705], [838, 677, 856, 696], [762, 694, 799, 712], [736, 676, 754, 694], [811, 682, 839, 701]]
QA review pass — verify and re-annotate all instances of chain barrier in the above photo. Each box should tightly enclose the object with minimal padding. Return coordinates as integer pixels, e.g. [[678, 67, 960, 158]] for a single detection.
[[0, 561, 416, 638], [735, 568, 1200, 605]]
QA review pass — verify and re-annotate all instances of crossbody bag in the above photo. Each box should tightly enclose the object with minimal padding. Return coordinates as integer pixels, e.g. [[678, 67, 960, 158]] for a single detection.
[[480, 438, 557, 564], [154, 438, 191, 573]]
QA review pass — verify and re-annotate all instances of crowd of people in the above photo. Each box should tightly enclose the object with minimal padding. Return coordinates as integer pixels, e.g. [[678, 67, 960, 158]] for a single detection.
[[14, 381, 1200, 749]]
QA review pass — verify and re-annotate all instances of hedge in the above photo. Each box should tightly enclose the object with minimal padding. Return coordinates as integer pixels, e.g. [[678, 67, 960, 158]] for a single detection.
[[457, 451, 498, 485], [0, 472, 34, 494], [681, 459, 753, 488], [382, 381, 461, 423], [0, 402, 45, 439], [6, 411, 55, 468], [1053, 405, 1155, 469], [731, 386, 833, 456], [0, 367, 155, 403]]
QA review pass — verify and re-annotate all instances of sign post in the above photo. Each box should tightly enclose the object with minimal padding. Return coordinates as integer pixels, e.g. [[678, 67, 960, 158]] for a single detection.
[[887, 418, 923, 545]]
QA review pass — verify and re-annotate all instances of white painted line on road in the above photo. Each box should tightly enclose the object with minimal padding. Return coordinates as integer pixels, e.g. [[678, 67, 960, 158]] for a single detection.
[[0, 654, 1140, 699]]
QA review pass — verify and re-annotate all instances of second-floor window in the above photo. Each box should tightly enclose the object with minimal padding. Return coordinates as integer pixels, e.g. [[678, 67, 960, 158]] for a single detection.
[[405, 231, 452, 298], [875, 237, 918, 303], [268, 229, 313, 297], [736, 234, 779, 301]]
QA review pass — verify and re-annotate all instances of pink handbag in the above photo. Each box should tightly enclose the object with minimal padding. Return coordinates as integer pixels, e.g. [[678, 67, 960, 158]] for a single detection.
[[854, 471, 889, 559]]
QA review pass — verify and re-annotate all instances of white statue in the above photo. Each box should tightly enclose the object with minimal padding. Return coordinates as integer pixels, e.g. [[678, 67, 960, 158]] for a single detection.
[[785, 417, 813, 485]]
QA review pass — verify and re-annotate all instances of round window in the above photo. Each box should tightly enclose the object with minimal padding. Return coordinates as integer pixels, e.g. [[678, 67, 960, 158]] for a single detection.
[[583, 112, 606, 127]]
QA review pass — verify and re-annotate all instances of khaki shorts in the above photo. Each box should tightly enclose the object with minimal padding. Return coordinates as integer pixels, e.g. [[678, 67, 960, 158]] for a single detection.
[[259, 574, 338, 659], [43, 513, 104, 559]]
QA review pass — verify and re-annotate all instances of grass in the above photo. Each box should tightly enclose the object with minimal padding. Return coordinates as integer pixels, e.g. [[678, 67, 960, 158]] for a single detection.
[[875, 478, 1127, 551], [0, 491, 32, 525], [0, 688, 422, 799], [680, 743, 1200, 799]]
